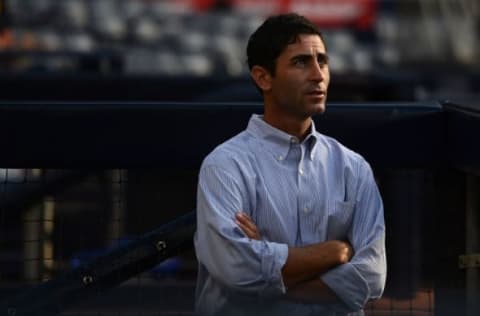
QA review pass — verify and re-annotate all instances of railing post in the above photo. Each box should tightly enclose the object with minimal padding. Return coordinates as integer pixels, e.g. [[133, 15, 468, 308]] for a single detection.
[[434, 169, 467, 316], [465, 172, 480, 316]]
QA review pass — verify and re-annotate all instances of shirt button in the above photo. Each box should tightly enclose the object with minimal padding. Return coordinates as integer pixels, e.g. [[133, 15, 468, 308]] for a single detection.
[[299, 168, 304, 175], [303, 207, 309, 213], [278, 155, 284, 161], [290, 138, 298, 143]]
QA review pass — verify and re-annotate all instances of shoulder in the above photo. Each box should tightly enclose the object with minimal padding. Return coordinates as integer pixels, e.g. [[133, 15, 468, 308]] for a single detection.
[[316, 132, 373, 176], [201, 131, 255, 172]]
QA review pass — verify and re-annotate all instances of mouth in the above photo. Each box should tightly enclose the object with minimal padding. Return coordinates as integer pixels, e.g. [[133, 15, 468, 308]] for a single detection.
[[306, 90, 326, 98]]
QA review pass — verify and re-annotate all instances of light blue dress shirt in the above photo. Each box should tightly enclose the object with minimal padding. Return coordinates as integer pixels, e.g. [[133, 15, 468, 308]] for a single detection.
[[194, 114, 386, 316]]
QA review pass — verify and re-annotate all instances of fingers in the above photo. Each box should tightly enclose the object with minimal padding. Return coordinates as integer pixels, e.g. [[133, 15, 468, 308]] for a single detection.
[[346, 242, 354, 260], [236, 212, 255, 230], [342, 240, 354, 260], [325, 240, 354, 264], [338, 240, 354, 263], [235, 212, 261, 240]]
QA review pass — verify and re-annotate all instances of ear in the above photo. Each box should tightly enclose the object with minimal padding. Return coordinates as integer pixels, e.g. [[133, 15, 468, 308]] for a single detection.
[[250, 65, 272, 92]]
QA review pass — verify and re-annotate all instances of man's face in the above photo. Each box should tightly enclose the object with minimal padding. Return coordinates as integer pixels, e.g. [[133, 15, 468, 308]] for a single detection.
[[268, 34, 330, 120]]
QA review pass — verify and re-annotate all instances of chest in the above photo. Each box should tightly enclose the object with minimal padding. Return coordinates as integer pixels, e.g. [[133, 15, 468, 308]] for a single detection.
[[245, 146, 356, 246]]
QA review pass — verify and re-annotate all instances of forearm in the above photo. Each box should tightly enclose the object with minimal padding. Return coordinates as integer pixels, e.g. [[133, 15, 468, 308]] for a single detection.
[[235, 212, 352, 289], [284, 278, 338, 304], [321, 237, 387, 311], [281, 240, 352, 288]]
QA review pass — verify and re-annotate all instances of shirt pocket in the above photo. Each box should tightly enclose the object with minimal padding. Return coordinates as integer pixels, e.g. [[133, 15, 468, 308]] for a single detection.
[[326, 199, 355, 240]]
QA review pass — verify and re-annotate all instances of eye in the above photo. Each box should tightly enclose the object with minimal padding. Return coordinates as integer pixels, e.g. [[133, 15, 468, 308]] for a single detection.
[[292, 57, 308, 67], [317, 54, 329, 66]]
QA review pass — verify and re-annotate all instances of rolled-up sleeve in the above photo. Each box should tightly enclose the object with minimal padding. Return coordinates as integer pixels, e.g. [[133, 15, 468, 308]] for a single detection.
[[321, 162, 387, 311], [194, 163, 289, 297]]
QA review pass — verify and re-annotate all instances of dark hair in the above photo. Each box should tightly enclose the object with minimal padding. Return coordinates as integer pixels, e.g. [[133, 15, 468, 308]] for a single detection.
[[246, 13, 325, 75]]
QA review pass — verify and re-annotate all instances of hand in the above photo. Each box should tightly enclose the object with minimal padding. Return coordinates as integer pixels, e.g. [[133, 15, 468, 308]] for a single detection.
[[235, 212, 261, 240], [332, 240, 354, 264]]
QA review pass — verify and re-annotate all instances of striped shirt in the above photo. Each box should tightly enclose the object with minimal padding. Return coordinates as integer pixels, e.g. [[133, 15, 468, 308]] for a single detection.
[[194, 114, 386, 316]]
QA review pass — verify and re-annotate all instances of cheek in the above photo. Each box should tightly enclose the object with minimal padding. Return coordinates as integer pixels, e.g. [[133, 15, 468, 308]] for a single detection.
[[274, 79, 296, 96], [324, 69, 331, 86]]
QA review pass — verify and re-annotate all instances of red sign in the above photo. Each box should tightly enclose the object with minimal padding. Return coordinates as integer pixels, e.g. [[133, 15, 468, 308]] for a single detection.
[[288, 0, 377, 29], [172, 0, 377, 29]]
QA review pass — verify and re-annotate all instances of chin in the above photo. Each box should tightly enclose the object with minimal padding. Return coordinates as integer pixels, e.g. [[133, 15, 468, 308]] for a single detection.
[[309, 103, 326, 115]]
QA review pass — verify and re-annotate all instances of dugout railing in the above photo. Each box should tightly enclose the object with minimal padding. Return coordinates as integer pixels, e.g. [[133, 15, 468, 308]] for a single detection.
[[0, 101, 479, 315]]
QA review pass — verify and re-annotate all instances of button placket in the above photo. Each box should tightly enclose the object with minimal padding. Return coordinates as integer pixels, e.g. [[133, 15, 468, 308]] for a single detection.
[[298, 143, 307, 176]]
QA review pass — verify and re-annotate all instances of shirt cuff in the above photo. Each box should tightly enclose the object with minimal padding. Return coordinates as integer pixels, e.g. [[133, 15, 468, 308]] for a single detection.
[[259, 241, 289, 297], [321, 263, 370, 312]]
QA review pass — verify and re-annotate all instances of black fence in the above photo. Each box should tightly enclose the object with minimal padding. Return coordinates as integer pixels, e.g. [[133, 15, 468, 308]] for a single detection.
[[0, 73, 422, 102], [0, 101, 479, 315]]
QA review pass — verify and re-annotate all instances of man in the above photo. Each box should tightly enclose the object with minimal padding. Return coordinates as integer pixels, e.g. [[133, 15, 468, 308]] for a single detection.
[[194, 13, 386, 315]]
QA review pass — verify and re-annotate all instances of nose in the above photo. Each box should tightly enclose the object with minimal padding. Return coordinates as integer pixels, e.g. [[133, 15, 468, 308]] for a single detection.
[[310, 60, 325, 82]]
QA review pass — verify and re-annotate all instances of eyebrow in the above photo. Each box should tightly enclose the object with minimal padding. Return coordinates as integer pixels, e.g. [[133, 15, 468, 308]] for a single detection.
[[291, 52, 329, 63]]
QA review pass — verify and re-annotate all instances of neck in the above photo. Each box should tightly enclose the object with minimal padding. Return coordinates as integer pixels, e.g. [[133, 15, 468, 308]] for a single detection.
[[263, 111, 312, 141]]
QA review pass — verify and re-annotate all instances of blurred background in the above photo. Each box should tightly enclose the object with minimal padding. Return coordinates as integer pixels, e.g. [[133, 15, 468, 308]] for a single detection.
[[1, 0, 479, 101]]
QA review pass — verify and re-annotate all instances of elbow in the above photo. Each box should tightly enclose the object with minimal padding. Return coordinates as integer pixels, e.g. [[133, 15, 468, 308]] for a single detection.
[[225, 261, 284, 292], [202, 251, 286, 297], [350, 270, 386, 309], [195, 230, 288, 297], [336, 269, 386, 312], [222, 268, 260, 291], [217, 268, 284, 298], [369, 270, 387, 299], [367, 252, 387, 300]]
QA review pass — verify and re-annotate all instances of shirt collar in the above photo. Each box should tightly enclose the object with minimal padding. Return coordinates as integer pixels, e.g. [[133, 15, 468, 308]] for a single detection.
[[246, 114, 318, 161]]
